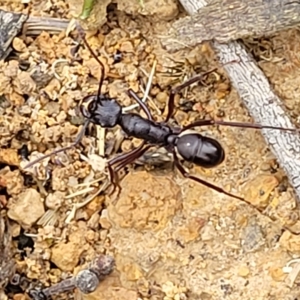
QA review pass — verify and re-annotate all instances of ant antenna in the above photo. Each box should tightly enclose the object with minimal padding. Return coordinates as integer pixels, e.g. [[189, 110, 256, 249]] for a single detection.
[[24, 24, 107, 169], [76, 23, 105, 103]]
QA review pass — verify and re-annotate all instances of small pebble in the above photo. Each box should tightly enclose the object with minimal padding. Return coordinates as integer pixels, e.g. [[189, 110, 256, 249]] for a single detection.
[[238, 266, 250, 277], [8, 188, 45, 227], [269, 266, 286, 282]]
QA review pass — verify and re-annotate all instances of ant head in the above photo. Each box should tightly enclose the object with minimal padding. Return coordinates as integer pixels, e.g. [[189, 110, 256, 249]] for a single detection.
[[80, 93, 122, 128], [176, 132, 225, 168], [80, 95, 97, 119]]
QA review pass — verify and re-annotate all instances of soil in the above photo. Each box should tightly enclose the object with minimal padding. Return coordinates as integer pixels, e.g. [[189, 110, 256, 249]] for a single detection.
[[1, 1, 300, 300]]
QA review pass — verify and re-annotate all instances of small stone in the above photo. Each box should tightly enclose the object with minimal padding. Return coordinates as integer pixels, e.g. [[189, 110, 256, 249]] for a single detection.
[[86, 195, 105, 217], [241, 220, 265, 253], [85, 229, 96, 242], [243, 174, 279, 208], [0, 148, 19, 166], [119, 41, 134, 53], [45, 192, 64, 209], [280, 231, 300, 254], [13, 294, 26, 300], [87, 212, 100, 229], [269, 266, 286, 282], [201, 224, 217, 241], [51, 240, 84, 272], [0, 168, 24, 195], [8, 188, 45, 227], [14, 71, 36, 95], [156, 91, 168, 104], [176, 218, 205, 243], [162, 281, 176, 298], [123, 262, 143, 281], [10, 92, 25, 107], [12, 37, 27, 52], [238, 266, 250, 277], [100, 209, 112, 229], [121, 140, 133, 152], [3, 60, 19, 77], [174, 111, 189, 126]]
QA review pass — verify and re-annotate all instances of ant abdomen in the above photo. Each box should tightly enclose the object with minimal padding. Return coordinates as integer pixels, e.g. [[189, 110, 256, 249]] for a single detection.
[[176, 133, 225, 168]]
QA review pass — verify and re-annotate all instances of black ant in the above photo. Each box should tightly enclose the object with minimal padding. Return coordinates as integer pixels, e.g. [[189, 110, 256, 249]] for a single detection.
[[25, 25, 298, 210]]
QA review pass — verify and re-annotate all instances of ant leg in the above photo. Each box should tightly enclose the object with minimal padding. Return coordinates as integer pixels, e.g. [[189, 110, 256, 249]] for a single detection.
[[107, 141, 146, 195], [172, 150, 245, 201], [107, 164, 121, 196], [24, 120, 90, 169], [127, 89, 153, 121], [172, 150, 300, 235], [109, 144, 153, 196], [165, 68, 218, 122], [181, 120, 297, 133], [114, 144, 153, 172], [108, 141, 145, 168]]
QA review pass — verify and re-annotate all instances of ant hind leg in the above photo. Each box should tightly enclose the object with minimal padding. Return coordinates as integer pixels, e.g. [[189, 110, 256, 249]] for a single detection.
[[172, 150, 245, 201]]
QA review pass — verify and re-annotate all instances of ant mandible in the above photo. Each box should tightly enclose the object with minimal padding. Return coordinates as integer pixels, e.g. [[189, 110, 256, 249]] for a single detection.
[[25, 24, 298, 209]]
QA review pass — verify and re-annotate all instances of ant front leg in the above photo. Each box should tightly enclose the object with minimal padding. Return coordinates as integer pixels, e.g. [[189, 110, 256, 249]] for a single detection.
[[127, 89, 153, 121]]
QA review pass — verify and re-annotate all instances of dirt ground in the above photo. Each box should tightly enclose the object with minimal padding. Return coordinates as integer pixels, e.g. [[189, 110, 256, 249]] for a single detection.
[[2, 1, 300, 300]]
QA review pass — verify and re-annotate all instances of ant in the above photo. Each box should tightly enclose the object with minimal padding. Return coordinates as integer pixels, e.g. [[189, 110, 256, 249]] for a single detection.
[[25, 25, 298, 210]]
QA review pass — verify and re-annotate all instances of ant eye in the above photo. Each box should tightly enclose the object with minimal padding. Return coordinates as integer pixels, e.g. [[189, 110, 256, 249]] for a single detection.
[[80, 96, 97, 118]]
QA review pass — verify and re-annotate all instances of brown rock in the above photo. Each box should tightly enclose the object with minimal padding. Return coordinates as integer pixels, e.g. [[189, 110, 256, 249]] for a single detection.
[[12, 37, 27, 52], [51, 240, 84, 272], [108, 171, 181, 230], [243, 174, 279, 208], [269, 266, 286, 282], [280, 231, 300, 254], [0, 167, 24, 195], [7, 188, 44, 227], [175, 217, 206, 243]]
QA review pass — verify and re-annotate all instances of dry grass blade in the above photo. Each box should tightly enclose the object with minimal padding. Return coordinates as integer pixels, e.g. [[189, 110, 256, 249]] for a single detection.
[[283, 258, 300, 287], [65, 179, 110, 224], [97, 126, 106, 157], [37, 209, 60, 227], [24, 15, 69, 35], [123, 60, 157, 113]]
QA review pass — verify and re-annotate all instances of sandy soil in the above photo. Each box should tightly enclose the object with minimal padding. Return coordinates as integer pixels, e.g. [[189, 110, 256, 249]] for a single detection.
[[1, 1, 300, 300]]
